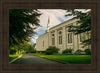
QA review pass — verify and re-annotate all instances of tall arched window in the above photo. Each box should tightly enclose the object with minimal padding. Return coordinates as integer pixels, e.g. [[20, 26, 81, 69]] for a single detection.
[[67, 23, 73, 44], [68, 33, 72, 43], [52, 34, 55, 45], [80, 32, 86, 42], [59, 31, 62, 44]]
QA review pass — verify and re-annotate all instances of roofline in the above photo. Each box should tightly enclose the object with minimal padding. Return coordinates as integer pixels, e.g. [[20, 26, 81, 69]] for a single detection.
[[37, 32, 47, 38], [49, 17, 76, 30], [37, 17, 76, 38]]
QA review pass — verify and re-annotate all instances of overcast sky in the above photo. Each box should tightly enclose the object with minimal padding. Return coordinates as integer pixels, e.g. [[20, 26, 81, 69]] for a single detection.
[[30, 9, 90, 43]]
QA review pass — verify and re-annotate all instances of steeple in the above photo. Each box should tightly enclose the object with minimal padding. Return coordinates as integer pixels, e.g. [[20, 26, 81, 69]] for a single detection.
[[46, 15, 50, 32]]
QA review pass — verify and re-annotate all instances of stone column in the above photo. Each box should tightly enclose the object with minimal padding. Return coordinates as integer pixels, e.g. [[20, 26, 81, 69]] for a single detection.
[[48, 32, 51, 47], [63, 27, 66, 50], [73, 23, 79, 52], [55, 30, 58, 47]]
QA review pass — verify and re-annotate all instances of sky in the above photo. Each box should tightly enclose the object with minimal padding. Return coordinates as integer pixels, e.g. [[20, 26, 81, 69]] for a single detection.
[[30, 9, 90, 43]]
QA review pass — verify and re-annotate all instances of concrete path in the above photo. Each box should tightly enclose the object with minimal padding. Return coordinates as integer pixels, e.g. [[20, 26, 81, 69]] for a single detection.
[[11, 53, 61, 64]]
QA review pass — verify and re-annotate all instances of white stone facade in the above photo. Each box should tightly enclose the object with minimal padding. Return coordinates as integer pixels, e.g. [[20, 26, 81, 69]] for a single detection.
[[36, 18, 90, 53]]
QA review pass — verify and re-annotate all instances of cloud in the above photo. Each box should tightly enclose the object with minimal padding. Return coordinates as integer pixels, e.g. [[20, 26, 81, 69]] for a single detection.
[[32, 9, 73, 43], [31, 36, 38, 43], [34, 9, 72, 35], [32, 9, 90, 43]]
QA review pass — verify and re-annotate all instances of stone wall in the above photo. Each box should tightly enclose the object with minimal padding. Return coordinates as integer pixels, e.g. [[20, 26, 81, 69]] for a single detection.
[[36, 33, 49, 51], [36, 18, 90, 53]]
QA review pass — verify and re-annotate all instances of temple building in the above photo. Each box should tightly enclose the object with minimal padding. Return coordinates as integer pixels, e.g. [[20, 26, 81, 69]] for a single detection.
[[36, 15, 91, 53]]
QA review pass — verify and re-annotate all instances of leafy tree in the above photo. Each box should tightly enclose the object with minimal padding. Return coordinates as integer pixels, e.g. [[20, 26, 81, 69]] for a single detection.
[[9, 45, 17, 54], [65, 9, 91, 47], [33, 43, 36, 49], [9, 9, 41, 46], [10, 41, 35, 54]]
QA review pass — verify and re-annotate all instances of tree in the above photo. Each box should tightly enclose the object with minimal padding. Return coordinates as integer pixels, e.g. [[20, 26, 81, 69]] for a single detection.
[[33, 43, 36, 49], [9, 9, 41, 46], [65, 9, 91, 47]]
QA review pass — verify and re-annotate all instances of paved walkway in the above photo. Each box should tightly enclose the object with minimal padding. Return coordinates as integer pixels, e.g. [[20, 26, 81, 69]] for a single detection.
[[11, 53, 61, 64]]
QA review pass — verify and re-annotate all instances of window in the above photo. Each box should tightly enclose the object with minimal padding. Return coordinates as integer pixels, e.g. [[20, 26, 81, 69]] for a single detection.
[[59, 31, 62, 44], [52, 34, 54, 36], [59, 36, 62, 44], [52, 38, 55, 45], [68, 33, 72, 43], [59, 31, 62, 34], [80, 33, 86, 42], [52, 33, 55, 45]]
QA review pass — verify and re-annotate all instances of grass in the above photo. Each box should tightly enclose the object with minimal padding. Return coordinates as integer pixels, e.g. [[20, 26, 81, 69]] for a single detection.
[[9, 54, 22, 62], [32, 53, 91, 64]]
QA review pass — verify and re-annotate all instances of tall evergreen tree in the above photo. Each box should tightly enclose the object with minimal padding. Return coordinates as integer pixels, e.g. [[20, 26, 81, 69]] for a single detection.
[[65, 9, 91, 47], [9, 9, 41, 47]]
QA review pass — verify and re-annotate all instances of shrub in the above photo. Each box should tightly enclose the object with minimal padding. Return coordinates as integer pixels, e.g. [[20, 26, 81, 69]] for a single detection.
[[30, 49, 37, 53], [62, 49, 73, 54], [10, 46, 17, 54], [74, 49, 83, 55], [45, 46, 59, 55], [10, 48, 17, 54], [84, 48, 91, 55], [26, 49, 36, 53], [36, 51, 45, 54]]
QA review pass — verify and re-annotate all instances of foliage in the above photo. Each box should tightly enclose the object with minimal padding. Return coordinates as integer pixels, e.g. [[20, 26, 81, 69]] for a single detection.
[[45, 46, 59, 55], [9, 9, 41, 46], [10, 46, 17, 54], [33, 43, 36, 49], [36, 51, 46, 54], [9, 54, 21, 62], [84, 48, 91, 55], [62, 49, 73, 54], [26, 49, 37, 53], [65, 9, 91, 47], [74, 49, 83, 55], [9, 41, 34, 54]]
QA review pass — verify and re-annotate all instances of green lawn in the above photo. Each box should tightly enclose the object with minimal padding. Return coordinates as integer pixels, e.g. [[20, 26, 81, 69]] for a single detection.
[[32, 53, 91, 64], [9, 54, 22, 63]]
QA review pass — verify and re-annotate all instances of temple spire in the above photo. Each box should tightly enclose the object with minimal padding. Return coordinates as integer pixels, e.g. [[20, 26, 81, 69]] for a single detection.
[[47, 15, 50, 32]]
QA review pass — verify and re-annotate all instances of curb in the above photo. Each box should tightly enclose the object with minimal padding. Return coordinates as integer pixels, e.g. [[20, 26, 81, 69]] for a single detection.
[[30, 53, 68, 64], [9, 54, 22, 64]]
